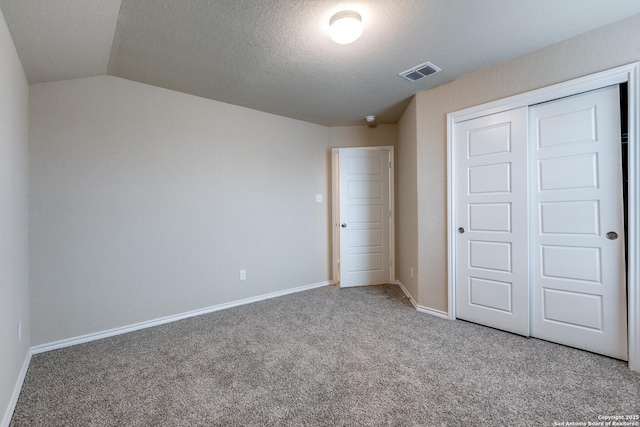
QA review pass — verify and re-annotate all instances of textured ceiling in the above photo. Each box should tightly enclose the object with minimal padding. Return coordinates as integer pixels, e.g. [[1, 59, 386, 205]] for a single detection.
[[0, 0, 120, 83], [2, 0, 640, 126]]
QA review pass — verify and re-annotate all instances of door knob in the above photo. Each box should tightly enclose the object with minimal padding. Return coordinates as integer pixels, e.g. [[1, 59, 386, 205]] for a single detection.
[[458, 227, 465, 234], [606, 231, 618, 240], [341, 223, 347, 228]]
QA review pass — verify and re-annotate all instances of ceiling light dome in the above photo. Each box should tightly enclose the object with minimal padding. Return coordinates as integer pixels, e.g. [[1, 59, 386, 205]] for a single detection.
[[329, 10, 363, 44]]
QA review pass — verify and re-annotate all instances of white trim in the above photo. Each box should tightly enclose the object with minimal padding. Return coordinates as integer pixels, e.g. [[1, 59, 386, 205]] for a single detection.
[[451, 65, 631, 123], [1, 349, 32, 427], [627, 63, 640, 372], [415, 305, 450, 319], [447, 62, 640, 372], [396, 280, 418, 308], [447, 106, 457, 320], [32, 281, 331, 355], [395, 281, 449, 319], [331, 148, 340, 285], [388, 147, 396, 285]]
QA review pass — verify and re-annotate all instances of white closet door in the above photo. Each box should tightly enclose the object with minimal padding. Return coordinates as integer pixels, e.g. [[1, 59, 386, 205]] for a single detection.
[[455, 108, 530, 336], [529, 86, 627, 360]]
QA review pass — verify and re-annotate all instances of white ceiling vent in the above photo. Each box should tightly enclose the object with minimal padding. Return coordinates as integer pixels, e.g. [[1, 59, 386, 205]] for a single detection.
[[399, 62, 441, 82]]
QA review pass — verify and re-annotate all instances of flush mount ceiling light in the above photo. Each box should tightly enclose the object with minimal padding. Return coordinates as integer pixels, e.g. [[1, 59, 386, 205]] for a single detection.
[[329, 10, 363, 44]]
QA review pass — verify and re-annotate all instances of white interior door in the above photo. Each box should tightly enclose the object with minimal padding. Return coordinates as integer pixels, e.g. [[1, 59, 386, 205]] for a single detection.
[[529, 86, 628, 360], [454, 108, 530, 336], [338, 147, 391, 288]]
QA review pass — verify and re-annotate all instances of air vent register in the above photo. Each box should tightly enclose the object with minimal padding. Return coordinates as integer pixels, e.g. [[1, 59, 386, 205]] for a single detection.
[[399, 62, 441, 82]]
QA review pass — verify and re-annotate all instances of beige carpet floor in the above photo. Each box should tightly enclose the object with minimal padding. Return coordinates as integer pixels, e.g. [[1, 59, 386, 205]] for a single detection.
[[10, 284, 640, 426]]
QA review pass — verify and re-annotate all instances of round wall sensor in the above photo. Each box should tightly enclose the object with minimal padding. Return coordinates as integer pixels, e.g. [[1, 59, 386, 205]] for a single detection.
[[365, 115, 376, 123]]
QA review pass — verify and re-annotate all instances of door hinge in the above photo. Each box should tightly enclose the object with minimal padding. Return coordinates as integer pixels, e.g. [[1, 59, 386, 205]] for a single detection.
[[389, 259, 392, 267], [389, 161, 392, 169]]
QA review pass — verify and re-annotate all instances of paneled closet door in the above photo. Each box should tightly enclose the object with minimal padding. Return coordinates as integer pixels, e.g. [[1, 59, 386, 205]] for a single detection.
[[529, 86, 628, 360], [454, 108, 530, 336]]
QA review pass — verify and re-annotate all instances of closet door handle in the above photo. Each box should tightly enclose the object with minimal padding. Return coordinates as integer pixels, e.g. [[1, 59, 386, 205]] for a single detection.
[[458, 227, 465, 234], [606, 231, 618, 240]]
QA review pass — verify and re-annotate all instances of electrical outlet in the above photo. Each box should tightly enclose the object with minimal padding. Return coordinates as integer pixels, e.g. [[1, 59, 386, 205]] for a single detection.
[[17, 320, 21, 342], [239, 269, 247, 281], [410, 267, 414, 279]]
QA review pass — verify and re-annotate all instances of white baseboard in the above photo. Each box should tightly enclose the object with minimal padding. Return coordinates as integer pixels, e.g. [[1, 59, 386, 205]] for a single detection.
[[1, 348, 32, 427], [415, 304, 450, 319], [395, 280, 419, 308], [395, 280, 451, 319], [32, 281, 332, 355]]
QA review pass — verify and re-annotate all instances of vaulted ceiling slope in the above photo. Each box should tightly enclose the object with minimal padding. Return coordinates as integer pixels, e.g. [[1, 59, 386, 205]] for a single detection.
[[2, 0, 640, 126]]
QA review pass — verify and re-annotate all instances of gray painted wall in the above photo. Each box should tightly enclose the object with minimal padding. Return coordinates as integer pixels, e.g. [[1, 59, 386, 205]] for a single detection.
[[0, 7, 30, 425], [29, 75, 397, 346]]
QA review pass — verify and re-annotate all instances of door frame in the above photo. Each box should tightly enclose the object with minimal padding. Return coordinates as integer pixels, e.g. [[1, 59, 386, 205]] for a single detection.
[[447, 62, 640, 372], [332, 146, 395, 287]]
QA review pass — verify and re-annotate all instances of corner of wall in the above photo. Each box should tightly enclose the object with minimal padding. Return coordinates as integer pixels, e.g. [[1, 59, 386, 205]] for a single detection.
[[396, 97, 419, 302], [0, 5, 32, 426]]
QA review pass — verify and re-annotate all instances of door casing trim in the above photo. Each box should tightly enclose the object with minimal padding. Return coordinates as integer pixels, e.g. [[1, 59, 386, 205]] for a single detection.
[[447, 62, 640, 372]]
